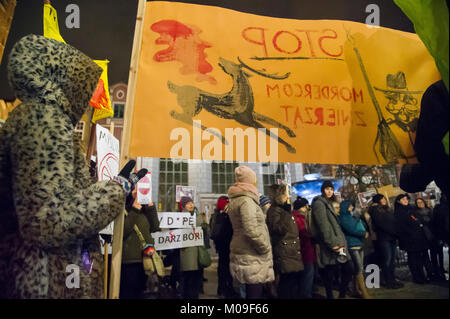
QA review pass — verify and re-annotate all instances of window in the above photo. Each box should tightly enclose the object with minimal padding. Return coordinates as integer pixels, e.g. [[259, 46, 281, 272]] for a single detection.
[[74, 121, 85, 141], [158, 158, 189, 212], [113, 103, 124, 118], [212, 161, 239, 194], [262, 163, 285, 195]]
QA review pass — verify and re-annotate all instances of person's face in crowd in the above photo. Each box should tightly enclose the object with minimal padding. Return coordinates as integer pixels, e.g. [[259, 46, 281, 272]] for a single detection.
[[380, 197, 387, 206], [416, 199, 425, 208], [324, 187, 334, 199], [348, 204, 354, 212], [398, 196, 409, 206], [333, 203, 340, 214], [185, 201, 194, 212], [299, 206, 308, 213]]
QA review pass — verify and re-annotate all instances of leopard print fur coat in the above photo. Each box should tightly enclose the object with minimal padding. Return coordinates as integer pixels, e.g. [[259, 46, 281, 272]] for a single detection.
[[0, 35, 125, 298]]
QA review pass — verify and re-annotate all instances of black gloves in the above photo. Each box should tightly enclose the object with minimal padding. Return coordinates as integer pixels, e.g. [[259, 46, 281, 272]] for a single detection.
[[113, 160, 148, 196]]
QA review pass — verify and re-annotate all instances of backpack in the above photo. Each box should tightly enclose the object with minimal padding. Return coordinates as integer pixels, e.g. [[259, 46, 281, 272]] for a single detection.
[[210, 212, 233, 245]]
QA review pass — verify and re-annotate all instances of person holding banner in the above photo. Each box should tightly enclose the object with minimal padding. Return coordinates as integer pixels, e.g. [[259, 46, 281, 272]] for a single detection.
[[227, 166, 275, 299], [173, 196, 205, 299], [0, 35, 140, 298], [120, 188, 160, 299]]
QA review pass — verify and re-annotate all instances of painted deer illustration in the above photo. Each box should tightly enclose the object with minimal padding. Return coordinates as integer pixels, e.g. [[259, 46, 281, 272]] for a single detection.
[[167, 57, 297, 153]]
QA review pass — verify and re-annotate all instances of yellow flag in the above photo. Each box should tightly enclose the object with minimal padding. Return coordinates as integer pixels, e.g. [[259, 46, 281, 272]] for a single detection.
[[43, 4, 66, 43], [43, 4, 114, 122], [128, 1, 441, 165], [91, 60, 114, 123]]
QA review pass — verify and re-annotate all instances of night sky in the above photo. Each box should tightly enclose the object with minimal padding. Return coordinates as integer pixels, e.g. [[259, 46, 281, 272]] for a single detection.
[[0, 0, 414, 100]]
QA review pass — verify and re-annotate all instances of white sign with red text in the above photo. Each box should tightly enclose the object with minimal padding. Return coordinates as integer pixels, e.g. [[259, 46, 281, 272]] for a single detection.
[[137, 172, 152, 204]]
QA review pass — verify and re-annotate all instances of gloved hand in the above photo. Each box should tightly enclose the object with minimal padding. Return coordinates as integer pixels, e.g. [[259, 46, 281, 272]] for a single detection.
[[143, 244, 155, 257], [113, 160, 148, 196]]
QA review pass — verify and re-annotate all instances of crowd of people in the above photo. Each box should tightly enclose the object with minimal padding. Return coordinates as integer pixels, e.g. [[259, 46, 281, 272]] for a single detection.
[[117, 164, 448, 300], [119, 164, 449, 299], [204, 166, 448, 299]]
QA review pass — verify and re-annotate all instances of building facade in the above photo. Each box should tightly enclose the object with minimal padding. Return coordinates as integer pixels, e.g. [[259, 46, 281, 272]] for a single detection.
[[137, 157, 305, 221]]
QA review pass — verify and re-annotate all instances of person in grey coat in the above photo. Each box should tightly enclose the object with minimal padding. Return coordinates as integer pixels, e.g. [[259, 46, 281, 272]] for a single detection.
[[311, 180, 353, 298]]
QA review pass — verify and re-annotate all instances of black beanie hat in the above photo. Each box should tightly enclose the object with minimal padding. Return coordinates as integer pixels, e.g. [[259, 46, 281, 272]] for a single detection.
[[372, 194, 385, 204], [293, 197, 309, 210], [321, 180, 334, 193]]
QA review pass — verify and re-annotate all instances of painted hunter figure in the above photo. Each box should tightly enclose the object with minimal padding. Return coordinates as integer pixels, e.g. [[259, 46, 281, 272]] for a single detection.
[[375, 71, 423, 147]]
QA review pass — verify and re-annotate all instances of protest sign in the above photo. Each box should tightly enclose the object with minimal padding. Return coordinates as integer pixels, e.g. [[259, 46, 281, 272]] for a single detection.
[[358, 189, 378, 208], [96, 124, 119, 236], [151, 227, 204, 250], [127, 1, 440, 165], [96, 124, 120, 182], [176, 185, 196, 202], [158, 212, 196, 229], [137, 172, 152, 204]]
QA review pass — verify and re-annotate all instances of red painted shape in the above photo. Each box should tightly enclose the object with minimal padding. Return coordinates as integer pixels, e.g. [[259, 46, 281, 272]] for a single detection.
[[151, 20, 216, 84]]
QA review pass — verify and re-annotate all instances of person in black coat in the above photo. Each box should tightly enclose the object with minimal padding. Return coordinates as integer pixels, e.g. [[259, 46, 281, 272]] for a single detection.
[[394, 194, 433, 284], [369, 194, 403, 289], [210, 196, 238, 298], [414, 198, 442, 281], [431, 195, 449, 280]]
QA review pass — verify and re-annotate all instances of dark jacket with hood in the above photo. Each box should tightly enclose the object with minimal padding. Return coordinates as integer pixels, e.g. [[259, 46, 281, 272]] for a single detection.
[[369, 203, 397, 242], [311, 195, 347, 267], [0, 35, 125, 298], [266, 186, 304, 274], [395, 203, 429, 252], [122, 205, 160, 264]]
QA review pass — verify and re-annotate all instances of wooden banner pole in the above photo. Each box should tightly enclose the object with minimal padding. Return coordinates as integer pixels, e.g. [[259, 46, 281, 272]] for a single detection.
[[108, 0, 147, 299]]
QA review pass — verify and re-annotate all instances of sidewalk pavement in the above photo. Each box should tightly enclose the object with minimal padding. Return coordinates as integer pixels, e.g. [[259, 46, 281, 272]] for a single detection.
[[200, 260, 449, 299]]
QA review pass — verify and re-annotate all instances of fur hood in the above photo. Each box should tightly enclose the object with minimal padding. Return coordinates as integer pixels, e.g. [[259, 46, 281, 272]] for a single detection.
[[7, 34, 102, 126]]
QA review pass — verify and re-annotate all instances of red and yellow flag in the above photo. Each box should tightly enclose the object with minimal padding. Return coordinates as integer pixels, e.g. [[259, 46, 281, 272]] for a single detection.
[[43, 3, 113, 123]]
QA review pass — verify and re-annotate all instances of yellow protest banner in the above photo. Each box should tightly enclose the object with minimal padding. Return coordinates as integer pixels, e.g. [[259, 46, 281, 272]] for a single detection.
[[91, 60, 114, 123], [127, 1, 441, 165], [43, 4, 113, 123], [43, 3, 66, 43]]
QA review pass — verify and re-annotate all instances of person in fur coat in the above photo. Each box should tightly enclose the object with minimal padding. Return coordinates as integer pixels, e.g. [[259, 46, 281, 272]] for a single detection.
[[0, 35, 132, 298]]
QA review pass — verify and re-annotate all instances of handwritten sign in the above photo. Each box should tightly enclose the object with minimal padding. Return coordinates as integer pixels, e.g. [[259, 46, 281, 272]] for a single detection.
[[96, 124, 119, 236], [176, 185, 196, 202], [151, 228, 204, 250], [158, 212, 196, 229], [128, 1, 440, 165], [96, 125, 120, 182], [358, 189, 378, 209]]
